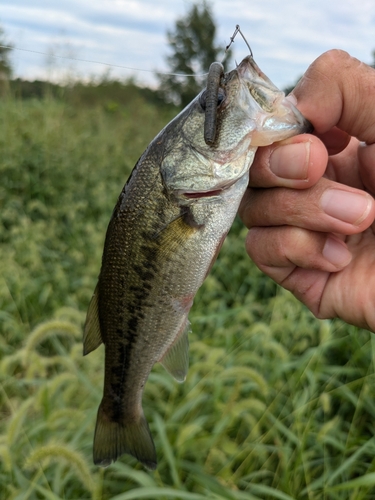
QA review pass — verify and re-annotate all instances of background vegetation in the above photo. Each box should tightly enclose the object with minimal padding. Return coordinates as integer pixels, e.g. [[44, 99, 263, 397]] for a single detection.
[[1, 78, 375, 500], [157, 0, 232, 107]]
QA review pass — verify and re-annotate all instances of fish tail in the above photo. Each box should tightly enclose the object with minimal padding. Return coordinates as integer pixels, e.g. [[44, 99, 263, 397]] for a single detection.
[[93, 402, 157, 470]]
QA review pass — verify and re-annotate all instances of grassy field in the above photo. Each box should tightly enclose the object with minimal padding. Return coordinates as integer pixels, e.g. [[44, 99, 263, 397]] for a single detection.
[[1, 94, 375, 500]]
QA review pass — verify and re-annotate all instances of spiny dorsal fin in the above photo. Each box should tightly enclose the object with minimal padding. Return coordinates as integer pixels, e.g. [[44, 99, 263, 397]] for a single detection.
[[160, 321, 190, 383], [83, 284, 103, 355]]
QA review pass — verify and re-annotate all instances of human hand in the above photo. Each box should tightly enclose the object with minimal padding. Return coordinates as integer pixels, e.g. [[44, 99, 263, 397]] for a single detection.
[[239, 50, 375, 331]]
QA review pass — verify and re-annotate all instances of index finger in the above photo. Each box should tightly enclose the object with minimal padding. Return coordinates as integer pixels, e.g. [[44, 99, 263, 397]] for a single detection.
[[293, 50, 375, 143]]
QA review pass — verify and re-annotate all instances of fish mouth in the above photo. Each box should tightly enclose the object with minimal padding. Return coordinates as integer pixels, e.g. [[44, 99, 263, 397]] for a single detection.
[[235, 56, 313, 140], [236, 55, 276, 89]]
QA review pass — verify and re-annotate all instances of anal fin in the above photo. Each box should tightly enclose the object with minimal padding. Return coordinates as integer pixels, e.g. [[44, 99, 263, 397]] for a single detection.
[[83, 284, 103, 355], [160, 320, 190, 382]]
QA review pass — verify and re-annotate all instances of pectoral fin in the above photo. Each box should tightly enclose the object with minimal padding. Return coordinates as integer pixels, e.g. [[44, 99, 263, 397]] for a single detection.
[[83, 284, 103, 355], [160, 321, 190, 382]]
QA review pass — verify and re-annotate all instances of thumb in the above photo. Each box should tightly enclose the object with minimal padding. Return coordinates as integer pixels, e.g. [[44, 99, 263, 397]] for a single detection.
[[293, 50, 375, 144]]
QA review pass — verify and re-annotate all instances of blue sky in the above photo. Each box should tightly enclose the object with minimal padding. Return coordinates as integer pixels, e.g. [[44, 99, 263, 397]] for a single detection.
[[1, 0, 375, 90]]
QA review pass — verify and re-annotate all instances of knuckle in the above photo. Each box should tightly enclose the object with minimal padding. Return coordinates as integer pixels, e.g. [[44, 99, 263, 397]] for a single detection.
[[313, 49, 352, 74], [322, 49, 351, 65]]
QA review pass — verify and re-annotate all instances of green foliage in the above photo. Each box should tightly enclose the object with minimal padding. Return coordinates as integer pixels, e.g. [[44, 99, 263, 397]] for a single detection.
[[1, 96, 375, 499], [9, 78, 62, 100], [0, 25, 11, 74], [0, 24, 12, 96], [158, 1, 231, 107], [0, 96, 175, 348], [9, 76, 177, 114]]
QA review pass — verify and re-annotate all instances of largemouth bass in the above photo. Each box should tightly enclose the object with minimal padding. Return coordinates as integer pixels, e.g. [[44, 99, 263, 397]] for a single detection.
[[84, 55, 311, 469]]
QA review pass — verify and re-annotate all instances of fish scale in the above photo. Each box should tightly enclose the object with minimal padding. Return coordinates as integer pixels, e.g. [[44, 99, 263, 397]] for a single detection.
[[83, 55, 312, 469]]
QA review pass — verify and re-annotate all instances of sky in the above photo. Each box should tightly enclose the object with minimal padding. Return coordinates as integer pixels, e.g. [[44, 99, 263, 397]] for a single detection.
[[1, 0, 375, 91]]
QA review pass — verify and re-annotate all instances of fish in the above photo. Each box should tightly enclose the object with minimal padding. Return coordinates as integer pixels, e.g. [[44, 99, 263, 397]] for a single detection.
[[83, 55, 312, 470]]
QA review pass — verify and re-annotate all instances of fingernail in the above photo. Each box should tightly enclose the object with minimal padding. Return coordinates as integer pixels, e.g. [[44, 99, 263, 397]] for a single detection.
[[321, 189, 372, 225], [270, 142, 310, 180], [285, 94, 298, 106], [322, 237, 352, 267]]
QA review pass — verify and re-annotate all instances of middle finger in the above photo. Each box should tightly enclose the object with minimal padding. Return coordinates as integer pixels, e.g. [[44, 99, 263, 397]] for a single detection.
[[239, 177, 375, 235]]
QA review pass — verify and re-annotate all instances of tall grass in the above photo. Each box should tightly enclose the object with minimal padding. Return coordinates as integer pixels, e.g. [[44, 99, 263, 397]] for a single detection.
[[1, 96, 375, 499]]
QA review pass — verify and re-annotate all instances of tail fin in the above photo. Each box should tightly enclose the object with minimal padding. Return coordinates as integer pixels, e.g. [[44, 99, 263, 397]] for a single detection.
[[93, 402, 157, 470]]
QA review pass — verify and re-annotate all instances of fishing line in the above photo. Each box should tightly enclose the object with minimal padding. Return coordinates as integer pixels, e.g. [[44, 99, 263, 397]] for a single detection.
[[0, 25, 247, 79], [0, 43, 208, 78]]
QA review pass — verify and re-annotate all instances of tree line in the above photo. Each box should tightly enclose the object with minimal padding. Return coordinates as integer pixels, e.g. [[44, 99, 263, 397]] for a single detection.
[[0, 2, 229, 107]]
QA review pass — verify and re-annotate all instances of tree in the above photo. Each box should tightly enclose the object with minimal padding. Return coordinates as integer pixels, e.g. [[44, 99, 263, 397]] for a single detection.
[[158, 1, 231, 107], [0, 24, 13, 95]]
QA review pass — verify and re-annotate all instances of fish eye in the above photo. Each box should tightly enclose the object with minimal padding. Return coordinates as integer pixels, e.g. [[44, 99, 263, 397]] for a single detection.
[[199, 88, 226, 111], [217, 88, 225, 106]]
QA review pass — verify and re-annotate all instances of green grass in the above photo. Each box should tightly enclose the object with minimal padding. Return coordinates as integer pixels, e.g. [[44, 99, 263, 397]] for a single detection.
[[1, 96, 375, 499]]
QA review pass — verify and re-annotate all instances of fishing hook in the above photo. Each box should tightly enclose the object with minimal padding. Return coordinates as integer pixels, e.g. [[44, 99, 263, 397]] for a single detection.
[[204, 26, 253, 146], [225, 25, 253, 58]]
